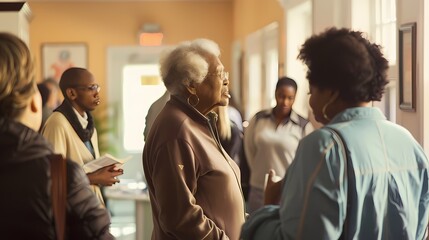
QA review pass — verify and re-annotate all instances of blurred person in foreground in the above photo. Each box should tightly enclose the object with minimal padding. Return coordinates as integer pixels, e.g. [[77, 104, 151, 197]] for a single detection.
[[241, 27, 429, 239], [0, 32, 113, 239], [143, 38, 246, 240], [42, 67, 123, 206], [244, 77, 313, 213]]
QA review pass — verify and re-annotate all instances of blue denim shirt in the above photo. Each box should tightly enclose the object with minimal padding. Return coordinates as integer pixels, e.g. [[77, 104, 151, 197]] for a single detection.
[[241, 107, 429, 240]]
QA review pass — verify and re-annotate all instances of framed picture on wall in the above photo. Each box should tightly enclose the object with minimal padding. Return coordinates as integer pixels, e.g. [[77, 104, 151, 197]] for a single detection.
[[398, 22, 416, 111], [42, 43, 88, 82]]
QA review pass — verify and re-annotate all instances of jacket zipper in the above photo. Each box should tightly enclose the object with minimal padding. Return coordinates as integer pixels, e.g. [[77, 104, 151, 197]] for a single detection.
[[207, 115, 247, 219]]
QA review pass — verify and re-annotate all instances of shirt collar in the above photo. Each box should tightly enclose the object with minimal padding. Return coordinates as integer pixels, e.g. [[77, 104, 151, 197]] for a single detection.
[[330, 107, 386, 124], [269, 108, 300, 125], [289, 110, 300, 125], [72, 107, 89, 129]]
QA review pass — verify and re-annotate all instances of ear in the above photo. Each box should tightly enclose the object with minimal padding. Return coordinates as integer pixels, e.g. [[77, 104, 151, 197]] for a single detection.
[[329, 90, 340, 99], [30, 93, 40, 113], [66, 88, 77, 100], [185, 81, 197, 95], [324, 89, 340, 107]]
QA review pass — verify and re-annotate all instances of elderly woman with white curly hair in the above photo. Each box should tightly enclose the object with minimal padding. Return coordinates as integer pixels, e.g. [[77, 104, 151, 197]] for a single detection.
[[143, 39, 246, 240]]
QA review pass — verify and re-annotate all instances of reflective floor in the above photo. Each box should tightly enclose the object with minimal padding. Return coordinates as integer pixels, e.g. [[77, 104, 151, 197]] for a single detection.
[[108, 200, 137, 240]]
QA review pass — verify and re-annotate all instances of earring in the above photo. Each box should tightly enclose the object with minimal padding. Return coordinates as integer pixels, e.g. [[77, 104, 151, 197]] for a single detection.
[[187, 94, 199, 107], [322, 102, 331, 121]]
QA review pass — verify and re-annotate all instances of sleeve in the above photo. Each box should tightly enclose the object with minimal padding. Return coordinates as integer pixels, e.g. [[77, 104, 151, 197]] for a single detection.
[[151, 139, 229, 239], [416, 145, 429, 240], [241, 206, 284, 240], [66, 160, 113, 239], [42, 114, 68, 158], [241, 129, 348, 239]]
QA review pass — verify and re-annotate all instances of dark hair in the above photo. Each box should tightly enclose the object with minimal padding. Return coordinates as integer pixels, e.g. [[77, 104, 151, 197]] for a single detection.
[[276, 77, 297, 92], [43, 77, 58, 87], [298, 27, 389, 102], [37, 83, 50, 107], [59, 67, 87, 98]]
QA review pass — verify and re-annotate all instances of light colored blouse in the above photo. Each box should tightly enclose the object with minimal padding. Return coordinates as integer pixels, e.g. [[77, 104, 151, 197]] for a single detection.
[[244, 109, 313, 189]]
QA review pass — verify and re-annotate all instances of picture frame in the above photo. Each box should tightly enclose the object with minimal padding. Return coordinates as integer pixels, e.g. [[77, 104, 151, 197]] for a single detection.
[[398, 22, 416, 111], [42, 43, 88, 82]]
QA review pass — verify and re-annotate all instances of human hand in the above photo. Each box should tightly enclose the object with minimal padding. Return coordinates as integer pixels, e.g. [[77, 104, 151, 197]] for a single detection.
[[264, 169, 283, 205], [87, 164, 124, 186]]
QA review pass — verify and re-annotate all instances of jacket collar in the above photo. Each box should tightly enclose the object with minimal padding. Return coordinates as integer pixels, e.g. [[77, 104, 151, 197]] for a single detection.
[[330, 107, 387, 124], [261, 108, 300, 125], [169, 95, 212, 124], [54, 99, 94, 142]]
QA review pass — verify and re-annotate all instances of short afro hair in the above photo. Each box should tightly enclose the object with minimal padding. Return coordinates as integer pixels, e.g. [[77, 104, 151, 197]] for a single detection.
[[298, 27, 389, 103]]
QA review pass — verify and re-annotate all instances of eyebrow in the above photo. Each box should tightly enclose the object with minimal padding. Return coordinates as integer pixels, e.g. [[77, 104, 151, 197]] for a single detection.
[[215, 65, 224, 73]]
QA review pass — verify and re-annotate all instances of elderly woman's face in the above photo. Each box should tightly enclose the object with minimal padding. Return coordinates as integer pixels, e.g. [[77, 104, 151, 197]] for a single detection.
[[195, 57, 230, 114]]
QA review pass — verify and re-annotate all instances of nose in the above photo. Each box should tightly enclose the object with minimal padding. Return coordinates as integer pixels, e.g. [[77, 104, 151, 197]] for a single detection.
[[281, 98, 291, 107]]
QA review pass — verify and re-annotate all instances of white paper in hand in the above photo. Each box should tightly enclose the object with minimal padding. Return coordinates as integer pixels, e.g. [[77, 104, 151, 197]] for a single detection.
[[83, 154, 132, 173]]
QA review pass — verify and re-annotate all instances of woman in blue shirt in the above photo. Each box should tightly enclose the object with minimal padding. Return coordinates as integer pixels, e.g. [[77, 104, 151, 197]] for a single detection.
[[241, 27, 429, 239]]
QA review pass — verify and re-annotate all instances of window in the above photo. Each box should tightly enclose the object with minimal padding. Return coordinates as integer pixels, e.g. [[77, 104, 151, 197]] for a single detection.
[[374, 0, 397, 65], [122, 64, 165, 151], [244, 23, 279, 120], [373, 0, 397, 122]]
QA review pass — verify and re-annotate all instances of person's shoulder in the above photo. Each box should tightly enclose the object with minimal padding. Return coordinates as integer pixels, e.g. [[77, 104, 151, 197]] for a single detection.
[[291, 110, 310, 128], [253, 109, 271, 121], [45, 111, 67, 125], [380, 120, 423, 148], [42, 112, 71, 135], [300, 127, 336, 147]]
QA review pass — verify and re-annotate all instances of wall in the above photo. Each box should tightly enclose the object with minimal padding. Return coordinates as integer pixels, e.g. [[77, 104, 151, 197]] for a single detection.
[[28, 1, 233, 111], [424, 0, 429, 152], [0, 2, 32, 44], [233, 0, 284, 65], [396, 0, 425, 146]]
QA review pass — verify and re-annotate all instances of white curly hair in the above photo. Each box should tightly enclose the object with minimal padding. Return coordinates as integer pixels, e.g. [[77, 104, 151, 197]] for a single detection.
[[159, 38, 221, 95]]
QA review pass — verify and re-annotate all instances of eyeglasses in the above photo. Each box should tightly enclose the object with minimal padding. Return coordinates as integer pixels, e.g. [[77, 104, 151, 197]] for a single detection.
[[207, 71, 229, 81], [73, 84, 101, 93]]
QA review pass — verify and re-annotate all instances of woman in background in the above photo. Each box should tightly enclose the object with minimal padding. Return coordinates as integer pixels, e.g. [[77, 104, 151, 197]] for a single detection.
[[244, 76, 313, 213]]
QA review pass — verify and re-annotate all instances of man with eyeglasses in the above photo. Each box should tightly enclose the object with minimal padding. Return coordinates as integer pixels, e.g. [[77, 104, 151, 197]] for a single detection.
[[42, 67, 123, 206]]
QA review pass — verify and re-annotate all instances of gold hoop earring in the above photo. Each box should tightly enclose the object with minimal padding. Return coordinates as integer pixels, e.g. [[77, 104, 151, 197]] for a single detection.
[[322, 102, 331, 121], [187, 94, 199, 107]]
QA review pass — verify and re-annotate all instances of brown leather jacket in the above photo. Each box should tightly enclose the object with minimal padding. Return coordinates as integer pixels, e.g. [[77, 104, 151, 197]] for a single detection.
[[143, 96, 246, 240]]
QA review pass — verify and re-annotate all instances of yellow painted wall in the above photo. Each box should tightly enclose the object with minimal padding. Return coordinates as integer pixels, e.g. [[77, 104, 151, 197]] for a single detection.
[[28, 1, 233, 104], [27, 0, 285, 118], [233, 0, 285, 64]]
